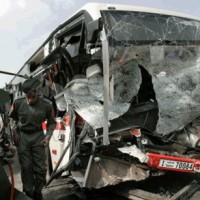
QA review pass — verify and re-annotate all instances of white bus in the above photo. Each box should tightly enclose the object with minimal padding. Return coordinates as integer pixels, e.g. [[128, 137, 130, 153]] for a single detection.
[[7, 3, 200, 189]]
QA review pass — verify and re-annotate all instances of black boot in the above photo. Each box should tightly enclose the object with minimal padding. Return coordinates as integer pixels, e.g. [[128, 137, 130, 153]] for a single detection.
[[33, 190, 44, 200], [24, 191, 34, 199]]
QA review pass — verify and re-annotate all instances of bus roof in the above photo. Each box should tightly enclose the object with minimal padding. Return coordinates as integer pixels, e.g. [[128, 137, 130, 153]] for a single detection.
[[82, 3, 200, 21], [10, 3, 200, 84]]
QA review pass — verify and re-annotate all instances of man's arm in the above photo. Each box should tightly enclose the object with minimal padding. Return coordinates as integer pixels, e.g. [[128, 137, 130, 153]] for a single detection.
[[9, 101, 19, 120], [9, 101, 20, 146], [46, 105, 56, 139], [42, 103, 56, 147]]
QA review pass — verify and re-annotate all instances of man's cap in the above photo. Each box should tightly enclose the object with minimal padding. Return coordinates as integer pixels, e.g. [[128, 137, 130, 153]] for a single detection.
[[21, 78, 41, 93]]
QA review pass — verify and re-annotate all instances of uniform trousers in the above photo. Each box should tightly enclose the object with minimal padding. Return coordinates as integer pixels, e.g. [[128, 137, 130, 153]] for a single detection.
[[17, 130, 46, 199]]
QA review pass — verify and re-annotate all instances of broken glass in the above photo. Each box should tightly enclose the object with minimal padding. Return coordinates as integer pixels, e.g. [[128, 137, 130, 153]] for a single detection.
[[102, 11, 200, 135]]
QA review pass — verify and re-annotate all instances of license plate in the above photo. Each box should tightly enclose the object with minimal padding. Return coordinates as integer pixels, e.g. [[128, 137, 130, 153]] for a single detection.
[[158, 159, 194, 171]]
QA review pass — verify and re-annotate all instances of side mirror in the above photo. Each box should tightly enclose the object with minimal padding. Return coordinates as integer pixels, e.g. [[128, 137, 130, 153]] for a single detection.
[[86, 18, 102, 43]]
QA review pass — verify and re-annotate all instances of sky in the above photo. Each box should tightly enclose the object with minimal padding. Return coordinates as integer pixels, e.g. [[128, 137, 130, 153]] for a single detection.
[[1, 0, 200, 88]]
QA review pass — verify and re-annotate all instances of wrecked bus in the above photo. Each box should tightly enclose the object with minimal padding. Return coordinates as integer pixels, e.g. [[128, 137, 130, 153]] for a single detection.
[[7, 3, 200, 189]]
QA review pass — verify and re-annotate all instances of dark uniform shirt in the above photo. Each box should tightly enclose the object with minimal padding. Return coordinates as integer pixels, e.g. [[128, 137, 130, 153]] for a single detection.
[[9, 96, 56, 139]]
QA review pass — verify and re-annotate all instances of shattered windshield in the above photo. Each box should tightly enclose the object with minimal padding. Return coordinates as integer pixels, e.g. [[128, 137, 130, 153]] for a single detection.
[[101, 11, 200, 135], [102, 11, 200, 44]]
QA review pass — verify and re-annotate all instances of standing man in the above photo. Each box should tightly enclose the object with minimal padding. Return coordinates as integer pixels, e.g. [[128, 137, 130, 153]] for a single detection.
[[9, 78, 56, 200]]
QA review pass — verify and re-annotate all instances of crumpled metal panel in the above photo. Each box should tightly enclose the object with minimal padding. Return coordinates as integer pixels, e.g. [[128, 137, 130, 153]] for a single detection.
[[85, 157, 149, 189], [118, 145, 149, 163]]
